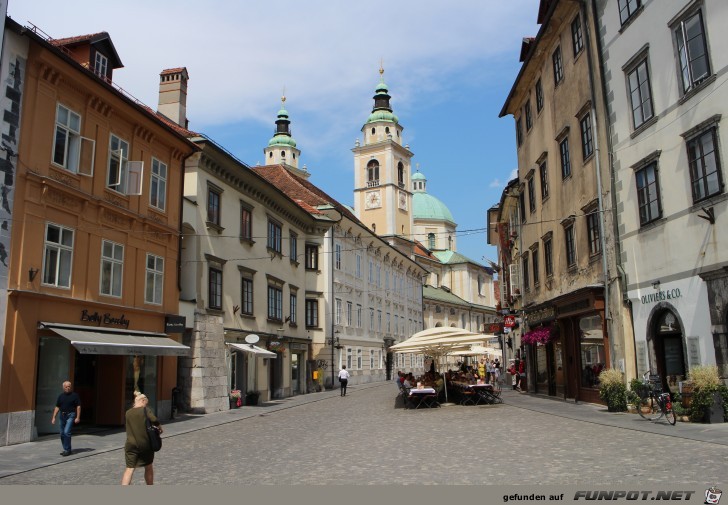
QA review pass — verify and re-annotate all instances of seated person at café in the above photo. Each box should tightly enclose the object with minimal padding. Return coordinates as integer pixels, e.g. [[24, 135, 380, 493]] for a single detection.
[[403, 374, 414, 389]]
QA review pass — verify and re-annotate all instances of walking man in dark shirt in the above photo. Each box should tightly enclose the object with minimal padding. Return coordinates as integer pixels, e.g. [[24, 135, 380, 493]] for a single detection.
[[51, 381, 81, 456]]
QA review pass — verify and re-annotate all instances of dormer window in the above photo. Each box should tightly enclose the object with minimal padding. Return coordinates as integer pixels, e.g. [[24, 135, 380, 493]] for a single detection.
[[94, 51, 108, 79]]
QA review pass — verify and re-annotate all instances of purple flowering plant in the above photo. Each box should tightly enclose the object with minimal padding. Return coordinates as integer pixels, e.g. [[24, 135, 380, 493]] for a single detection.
[[522, 326, 556, 345]]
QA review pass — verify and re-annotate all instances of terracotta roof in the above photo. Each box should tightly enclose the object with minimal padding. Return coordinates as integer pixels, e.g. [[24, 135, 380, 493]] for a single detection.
[[161, 67, 186, 75], [139, 104, 198, 137], [413, 240, 436, 259], [253, 165, 360, 220], [51, 32, 108, 47]]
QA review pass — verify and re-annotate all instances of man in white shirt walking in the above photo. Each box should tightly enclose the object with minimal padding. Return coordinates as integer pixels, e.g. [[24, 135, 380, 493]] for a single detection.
[[338, 365, 350, 396]]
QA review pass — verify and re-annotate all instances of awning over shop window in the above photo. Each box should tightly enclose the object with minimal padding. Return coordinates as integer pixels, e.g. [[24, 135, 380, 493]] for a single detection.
[[40, 322, 190, 357], [227, 342, 277, 358]]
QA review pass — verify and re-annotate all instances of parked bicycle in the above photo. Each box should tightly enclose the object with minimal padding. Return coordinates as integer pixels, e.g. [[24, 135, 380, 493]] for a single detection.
[[635, 372, 677, 425]]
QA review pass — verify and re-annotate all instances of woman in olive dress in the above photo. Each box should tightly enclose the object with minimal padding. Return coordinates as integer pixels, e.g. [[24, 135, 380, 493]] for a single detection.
[[121, 391, 162, 485]]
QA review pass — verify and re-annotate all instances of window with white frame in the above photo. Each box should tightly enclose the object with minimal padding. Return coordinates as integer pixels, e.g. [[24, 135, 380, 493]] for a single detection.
[[335, 298, 342, 325], [149, 158, 167, 211], [100, 240, 123, 297], [378, 310, 382, 331], [52, 104, 94, 175], [107, 134, 142, 195], [346, 301, 353, 326], [387, 312, 391, 332], [357, 348, 362, 369], [43, 223, 74, 288], [268, 285, 283, 321], [289, 291, 297, 325], [370, 349, 375, 370], [94, 51, 108, 79], [145, 253, 164, 305], [369, 308, 375, 329], [335, 242, 342, 270], [207, 185, 221, 226], [267, 219, 282, 253], [674, 8, 711, 94], [357, 304, 362, 328], [347, 347, 352, 368]]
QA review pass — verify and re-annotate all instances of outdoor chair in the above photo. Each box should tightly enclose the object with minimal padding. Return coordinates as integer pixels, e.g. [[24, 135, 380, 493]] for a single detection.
[[421, 393, 441, 409], [459, 388, 476, 406]]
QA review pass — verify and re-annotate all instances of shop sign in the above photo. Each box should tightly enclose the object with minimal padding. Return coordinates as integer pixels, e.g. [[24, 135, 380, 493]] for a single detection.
[[80, 309, 130, 328], [165, 315, 186, 334], [504, 315, 516, 328], [640, 288, 682, 305], [486, 323, 504, 333], [526, 306, 556, 325]]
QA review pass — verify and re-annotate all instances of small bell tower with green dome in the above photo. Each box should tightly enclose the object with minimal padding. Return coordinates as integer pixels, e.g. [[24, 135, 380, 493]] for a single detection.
[[353, 66, 414, 245], [264, 95, 307, 177]]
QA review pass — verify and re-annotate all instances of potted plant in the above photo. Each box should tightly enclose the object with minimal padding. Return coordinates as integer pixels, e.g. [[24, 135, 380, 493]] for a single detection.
[[245, 390, 260, 406], [598, 368, 627, 412], [229, 390, 242, 409], [686, 365, 727, 423]]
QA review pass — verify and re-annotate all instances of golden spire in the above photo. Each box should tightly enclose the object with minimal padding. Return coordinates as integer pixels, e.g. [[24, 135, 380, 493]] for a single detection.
[[281, 85, 286, 105], [379, 59, 384, 81]]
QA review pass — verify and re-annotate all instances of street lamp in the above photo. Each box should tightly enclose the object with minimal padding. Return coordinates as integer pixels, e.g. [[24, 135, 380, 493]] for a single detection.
[[383, 336, 395, 380], [327, 331, 341, 388]]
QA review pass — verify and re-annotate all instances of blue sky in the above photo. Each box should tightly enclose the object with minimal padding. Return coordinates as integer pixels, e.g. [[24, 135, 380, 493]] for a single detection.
[[9, 0, 540, 265]]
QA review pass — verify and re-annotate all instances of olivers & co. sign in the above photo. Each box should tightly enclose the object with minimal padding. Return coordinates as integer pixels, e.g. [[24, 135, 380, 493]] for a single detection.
[[80, 309, 130, 328], [640, 288, 682, 305]]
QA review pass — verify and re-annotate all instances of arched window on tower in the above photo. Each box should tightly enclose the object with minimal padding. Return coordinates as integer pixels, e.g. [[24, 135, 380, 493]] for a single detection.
[[367, 160, 380, 187], [428, 233, 436, 250], [398, 162, 404, 188]]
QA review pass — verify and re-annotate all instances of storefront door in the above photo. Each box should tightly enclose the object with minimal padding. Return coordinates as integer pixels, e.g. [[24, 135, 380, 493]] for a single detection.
[[653, 310, 686, 389], [35, 337, 71, 435], [291, 353, 300, 394]]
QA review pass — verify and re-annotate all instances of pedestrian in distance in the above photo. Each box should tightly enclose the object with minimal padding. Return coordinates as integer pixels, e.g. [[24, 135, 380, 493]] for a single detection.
[[121, 391, 163, 485], [50, 380, 81, 457], [338, 365, 350, 396]]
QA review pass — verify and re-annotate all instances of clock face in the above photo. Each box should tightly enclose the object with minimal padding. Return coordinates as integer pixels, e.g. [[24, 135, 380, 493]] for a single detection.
[[365, 190, 381, 209], [398, 191, 407, 210]]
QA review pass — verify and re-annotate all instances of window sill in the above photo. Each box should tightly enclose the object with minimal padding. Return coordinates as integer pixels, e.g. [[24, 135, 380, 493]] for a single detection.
[[588, 253, 603, 265], [567, 264, 578, 274], [266, 247, 283, 259], [290, 260, 300, 267], [678, 74, 717, 106], [582, 152, 595, 164], [207, 308, 224, 315], [239, 237, 255, 246], [148, 206, 167, 219], [630, 115, 659, 140], [289, 323, 298, 329], [240, 313, 255, 320], [305, 268, 320, 273], [638, 217, 667, 234], [306, 326, 322, 331], [690, 190, 728, 211], [206, 222, 224, 234], [267, 318, 283, 324], [562, 173, 572, 182]]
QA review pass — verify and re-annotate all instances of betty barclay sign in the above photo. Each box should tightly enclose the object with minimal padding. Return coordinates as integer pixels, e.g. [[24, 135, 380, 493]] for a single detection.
[[640, 288, 682, 305], [80, 309, 130, 328]]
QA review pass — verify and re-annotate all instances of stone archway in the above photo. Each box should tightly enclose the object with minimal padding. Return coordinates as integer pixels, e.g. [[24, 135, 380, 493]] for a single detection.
[[645, 302, 688, 389]]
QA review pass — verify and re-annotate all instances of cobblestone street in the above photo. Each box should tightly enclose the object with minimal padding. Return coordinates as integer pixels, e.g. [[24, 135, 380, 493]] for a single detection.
[[1, 383, 726, 485]]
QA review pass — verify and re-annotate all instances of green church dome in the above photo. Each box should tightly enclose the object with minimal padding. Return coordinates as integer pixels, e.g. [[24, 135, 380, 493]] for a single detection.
[[268, 134, 297, 147], [413, 192, 455, 224], [412, 172, 426, 181], [366, 110, 399, 124]]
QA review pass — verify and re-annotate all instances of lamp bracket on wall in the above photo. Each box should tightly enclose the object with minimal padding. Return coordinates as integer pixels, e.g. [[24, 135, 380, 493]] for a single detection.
[[698, 206, 715, 224]]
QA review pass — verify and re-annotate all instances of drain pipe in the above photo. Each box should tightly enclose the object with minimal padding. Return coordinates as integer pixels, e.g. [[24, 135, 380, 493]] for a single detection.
[[580, 0, 614, 369]]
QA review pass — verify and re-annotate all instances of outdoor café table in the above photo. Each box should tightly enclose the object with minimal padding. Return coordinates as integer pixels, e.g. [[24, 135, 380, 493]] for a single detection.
[[466, 383, 497, 405], [408, 387, 438, 409]]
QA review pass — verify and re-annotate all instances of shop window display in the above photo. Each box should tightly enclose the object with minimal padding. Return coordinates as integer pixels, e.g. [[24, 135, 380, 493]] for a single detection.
[[579, 315, 605, 389]]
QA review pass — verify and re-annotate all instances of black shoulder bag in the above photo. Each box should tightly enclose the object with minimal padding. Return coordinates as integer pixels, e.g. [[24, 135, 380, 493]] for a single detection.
[[144, 407, 162, 452]]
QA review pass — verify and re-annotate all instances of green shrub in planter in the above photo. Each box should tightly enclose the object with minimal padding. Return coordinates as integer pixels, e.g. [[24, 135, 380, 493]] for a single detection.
[[598, 368, 627, 412], [686, 366, 726, 423]]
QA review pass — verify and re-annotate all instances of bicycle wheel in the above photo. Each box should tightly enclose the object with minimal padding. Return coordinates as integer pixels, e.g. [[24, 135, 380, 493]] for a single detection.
[[636, 395, 661, 420], [663, 397, 677, 426]]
